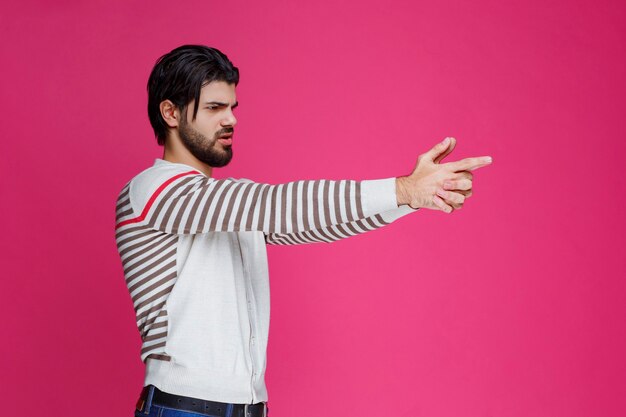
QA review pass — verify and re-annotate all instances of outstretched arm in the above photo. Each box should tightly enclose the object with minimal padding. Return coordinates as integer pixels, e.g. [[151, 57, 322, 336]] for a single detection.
[[116, 137, 494, 235]]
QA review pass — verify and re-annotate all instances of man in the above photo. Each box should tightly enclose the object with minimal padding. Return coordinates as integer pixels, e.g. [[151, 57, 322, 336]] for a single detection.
[[115, 44, 492, 417]]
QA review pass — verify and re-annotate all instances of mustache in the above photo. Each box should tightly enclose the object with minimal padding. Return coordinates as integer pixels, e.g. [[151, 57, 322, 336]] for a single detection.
[[216, 128, 234, 137]]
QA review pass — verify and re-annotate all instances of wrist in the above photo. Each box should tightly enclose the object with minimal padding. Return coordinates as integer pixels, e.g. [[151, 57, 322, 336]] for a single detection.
[[395, 176, 410, 206]]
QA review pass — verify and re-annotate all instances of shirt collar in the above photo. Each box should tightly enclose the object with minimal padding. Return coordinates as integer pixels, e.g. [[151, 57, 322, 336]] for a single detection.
[[153, 158, 206, 176]]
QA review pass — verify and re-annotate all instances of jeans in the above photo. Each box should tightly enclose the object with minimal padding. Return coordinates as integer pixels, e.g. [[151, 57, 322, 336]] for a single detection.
[[134, 385, 269, 417]]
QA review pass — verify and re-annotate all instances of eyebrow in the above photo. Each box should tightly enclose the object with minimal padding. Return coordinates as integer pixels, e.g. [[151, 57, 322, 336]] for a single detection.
[[204, 101, 238, 109]]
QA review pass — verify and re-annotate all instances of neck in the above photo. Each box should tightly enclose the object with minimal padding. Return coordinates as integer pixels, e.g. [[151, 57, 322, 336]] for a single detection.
[[162, 136, 213, 178]]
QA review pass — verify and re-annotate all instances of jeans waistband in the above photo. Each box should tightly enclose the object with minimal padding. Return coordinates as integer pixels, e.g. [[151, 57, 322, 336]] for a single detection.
[[136, 385, 268, 417]]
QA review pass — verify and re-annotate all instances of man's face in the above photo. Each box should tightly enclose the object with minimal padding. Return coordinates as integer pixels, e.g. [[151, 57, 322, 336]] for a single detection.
[[178, 80, 238, 167]]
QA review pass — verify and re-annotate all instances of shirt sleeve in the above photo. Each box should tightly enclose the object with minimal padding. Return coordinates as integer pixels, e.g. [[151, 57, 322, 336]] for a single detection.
[[119, 168, 401, 235], [264, 205, 419, 245]]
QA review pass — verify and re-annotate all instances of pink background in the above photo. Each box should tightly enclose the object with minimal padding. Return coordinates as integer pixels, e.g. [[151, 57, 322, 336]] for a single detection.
[[2, 0, 625, 416]]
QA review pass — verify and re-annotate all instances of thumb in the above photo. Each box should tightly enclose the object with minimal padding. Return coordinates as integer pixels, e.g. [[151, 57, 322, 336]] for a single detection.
[[422, 137, 452, 162]]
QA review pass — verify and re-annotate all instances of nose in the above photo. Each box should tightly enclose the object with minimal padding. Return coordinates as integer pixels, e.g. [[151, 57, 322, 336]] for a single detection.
[[222, 109, 237, 127]]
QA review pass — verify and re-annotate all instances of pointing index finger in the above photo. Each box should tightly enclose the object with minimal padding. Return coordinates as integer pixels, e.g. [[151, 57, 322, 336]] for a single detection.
[[447, 156, 493, 172]]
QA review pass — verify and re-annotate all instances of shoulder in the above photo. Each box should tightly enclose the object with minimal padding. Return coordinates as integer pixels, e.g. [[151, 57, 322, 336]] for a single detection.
[[128, 163, 205, 213], [227, 177, 255, 184]]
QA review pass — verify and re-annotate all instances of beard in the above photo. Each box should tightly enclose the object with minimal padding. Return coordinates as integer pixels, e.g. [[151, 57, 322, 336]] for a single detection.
[[178, 117, 233, 167]]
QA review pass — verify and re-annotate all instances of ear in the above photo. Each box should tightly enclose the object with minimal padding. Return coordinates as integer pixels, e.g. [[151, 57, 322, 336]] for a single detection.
[[160, 100, 180, 128]]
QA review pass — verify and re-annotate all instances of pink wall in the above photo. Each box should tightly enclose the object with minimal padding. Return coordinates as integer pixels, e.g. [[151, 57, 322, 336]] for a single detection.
[[2, 0, 625, 416]]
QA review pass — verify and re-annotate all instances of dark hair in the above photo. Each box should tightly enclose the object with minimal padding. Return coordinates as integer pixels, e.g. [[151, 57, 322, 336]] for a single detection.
[[147, 45, 239, 145]]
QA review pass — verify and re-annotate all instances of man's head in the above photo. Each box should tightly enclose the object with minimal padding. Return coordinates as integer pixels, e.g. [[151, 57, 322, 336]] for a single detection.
[[147, 45, 239, 167]]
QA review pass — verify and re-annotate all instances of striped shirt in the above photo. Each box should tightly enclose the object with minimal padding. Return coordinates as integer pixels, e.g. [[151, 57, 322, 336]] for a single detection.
[[114, 158, 418, 404]]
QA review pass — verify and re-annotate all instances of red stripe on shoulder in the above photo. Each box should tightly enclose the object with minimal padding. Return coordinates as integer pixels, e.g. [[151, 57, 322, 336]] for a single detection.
[[115, 170, 201, 229]]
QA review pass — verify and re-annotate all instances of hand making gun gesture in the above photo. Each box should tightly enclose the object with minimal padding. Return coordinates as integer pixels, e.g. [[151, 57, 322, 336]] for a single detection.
[[396, 137, 493, 213]]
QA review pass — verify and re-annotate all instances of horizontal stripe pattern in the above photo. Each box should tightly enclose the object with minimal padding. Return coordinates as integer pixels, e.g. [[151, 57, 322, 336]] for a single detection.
[[133, 174, 365, 235], [115, 181, 176, 363], [114, 172, 400, 361], [264, 213, 391, 245]]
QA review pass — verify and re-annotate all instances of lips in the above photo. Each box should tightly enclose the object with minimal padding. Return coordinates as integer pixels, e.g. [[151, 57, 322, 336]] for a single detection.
[[218, 136, 232, 145]]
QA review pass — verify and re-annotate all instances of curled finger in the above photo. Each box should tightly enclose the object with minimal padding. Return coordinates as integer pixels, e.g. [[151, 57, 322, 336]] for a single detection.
[[437, 189, 465, 207], [443, 178, 472, 191], [432, 194, 454, 213]]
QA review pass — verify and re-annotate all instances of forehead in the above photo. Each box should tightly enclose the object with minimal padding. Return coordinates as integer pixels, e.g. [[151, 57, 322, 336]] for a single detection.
[[200, 80, 237, 101]]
